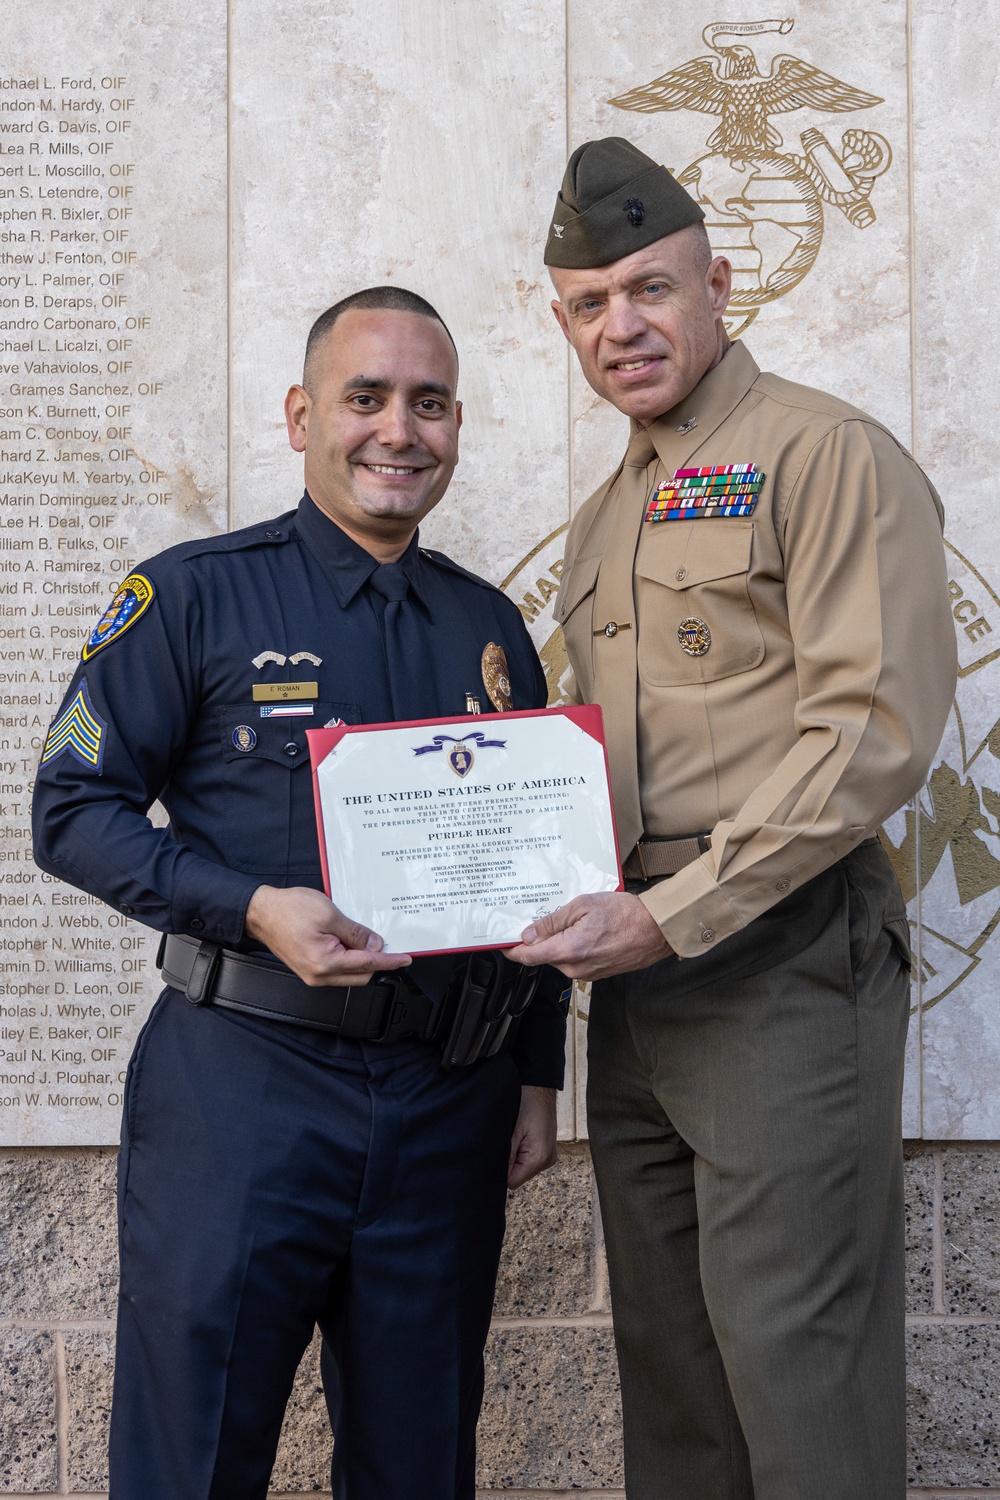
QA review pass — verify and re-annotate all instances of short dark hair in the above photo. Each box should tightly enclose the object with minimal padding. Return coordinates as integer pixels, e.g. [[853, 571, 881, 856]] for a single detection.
[[303, 285, 456, 392]]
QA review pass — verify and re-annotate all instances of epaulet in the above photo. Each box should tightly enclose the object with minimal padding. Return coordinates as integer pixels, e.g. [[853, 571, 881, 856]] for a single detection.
[[419, 547, 504, 595], [162, 511, 299, 565]]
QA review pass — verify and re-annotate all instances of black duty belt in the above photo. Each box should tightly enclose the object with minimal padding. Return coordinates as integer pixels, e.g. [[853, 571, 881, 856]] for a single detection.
[[622, 832, 712, 881], [157, 933, 540, 1067], [158, 932, 436, 1041]]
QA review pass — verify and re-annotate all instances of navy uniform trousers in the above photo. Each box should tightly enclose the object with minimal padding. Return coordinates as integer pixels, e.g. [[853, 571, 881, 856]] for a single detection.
[[110, 990, 522, 1500]]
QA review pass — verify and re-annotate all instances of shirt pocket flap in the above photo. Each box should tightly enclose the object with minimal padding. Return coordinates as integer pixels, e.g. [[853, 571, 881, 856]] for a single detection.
[[634, 521, 753, 591], [220, 702, 360, 767], [553, 553, 601, 624]]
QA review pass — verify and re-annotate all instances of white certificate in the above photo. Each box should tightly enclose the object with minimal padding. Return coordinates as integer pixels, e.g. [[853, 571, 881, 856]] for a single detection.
[[308, 706, 622, 955]]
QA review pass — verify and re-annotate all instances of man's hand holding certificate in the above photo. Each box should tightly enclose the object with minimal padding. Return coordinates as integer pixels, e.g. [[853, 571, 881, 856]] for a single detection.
[[308, 705, 622, 955]]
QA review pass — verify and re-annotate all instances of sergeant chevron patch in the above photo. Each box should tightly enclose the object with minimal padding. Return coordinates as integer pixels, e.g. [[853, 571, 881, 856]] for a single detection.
[[40, 679, 107, 772]]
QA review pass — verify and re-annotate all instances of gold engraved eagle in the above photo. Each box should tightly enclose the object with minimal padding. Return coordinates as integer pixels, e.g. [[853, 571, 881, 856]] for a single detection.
[[610, 19, 893, 337], [610, 19, 882, 159]]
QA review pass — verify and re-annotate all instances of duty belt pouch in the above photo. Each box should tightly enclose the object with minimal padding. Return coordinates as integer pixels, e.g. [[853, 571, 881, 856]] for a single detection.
[[440, 953, 541, 1069]]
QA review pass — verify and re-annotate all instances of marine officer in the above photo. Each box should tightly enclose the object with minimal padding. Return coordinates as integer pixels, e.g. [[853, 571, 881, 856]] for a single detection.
[[32, 284, 567, 1500], [510, 137, 957, 1499]]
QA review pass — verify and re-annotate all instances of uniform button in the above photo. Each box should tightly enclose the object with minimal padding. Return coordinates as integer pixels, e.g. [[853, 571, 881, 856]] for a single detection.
[[264, 529, 282, 539], [776, 878, 790, 892], [675, 567, 687, 581], [284, 741, 300, 758], [190, 918, 204, 931], [701, 928, 715, 944], [120, 904, 133, 916]]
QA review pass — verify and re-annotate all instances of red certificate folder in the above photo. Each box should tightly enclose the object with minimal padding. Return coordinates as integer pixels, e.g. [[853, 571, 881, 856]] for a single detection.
[[307, 704, 622, 956]]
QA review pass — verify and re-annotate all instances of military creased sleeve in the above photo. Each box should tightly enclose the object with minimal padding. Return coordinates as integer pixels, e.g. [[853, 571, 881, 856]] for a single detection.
[[31, 560, 260, 945], [640, 419, 957, 957]]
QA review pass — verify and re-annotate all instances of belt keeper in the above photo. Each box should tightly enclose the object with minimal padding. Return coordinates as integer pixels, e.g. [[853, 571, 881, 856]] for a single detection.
[[185, 940, 222, 1006], [635, 841, 649, 880]]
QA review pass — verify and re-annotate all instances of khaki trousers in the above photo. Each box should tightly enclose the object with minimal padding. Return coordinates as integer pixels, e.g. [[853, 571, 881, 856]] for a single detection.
[[587, 840, 910, 1500]]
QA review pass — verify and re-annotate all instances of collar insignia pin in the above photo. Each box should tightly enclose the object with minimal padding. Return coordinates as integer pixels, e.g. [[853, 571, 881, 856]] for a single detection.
[[677, 417, 698, 434]]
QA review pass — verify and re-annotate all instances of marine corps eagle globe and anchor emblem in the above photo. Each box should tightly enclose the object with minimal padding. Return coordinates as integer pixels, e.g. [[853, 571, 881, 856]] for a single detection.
[[610, 17, 893, 336]]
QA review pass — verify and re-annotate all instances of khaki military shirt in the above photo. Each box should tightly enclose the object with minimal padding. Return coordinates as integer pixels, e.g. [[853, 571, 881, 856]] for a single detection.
[[554, 341, 956, 959]]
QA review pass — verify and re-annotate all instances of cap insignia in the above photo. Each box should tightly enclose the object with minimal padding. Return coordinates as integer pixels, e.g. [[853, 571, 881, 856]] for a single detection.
[[624, 197, 644, 226]]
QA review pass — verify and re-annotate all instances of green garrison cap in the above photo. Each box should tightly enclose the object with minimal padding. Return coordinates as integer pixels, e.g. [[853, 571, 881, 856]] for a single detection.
[[544, 136, 705, 269]]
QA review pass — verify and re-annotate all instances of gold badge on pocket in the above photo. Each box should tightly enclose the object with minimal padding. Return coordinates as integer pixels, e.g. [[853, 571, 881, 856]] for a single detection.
[[678, 618, 711, 656], [481, 642, 513, 711]]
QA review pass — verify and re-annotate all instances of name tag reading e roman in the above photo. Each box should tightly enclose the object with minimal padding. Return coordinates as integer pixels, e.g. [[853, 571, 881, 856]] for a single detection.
[[307, 706, 622, 956], [252, 681, 319, 702]]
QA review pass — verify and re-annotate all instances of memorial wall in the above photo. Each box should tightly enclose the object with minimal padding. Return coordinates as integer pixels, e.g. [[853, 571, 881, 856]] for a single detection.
[[2, 1, 999, 1149], [2, 3, 1000, 1494]]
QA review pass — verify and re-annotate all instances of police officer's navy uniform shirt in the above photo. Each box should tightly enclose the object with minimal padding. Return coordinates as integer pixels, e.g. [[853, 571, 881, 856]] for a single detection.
[[33, 492, 566, 1085]]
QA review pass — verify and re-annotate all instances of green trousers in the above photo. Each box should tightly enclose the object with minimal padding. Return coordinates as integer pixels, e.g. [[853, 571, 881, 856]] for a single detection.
[[588, 839, 910, 1500]]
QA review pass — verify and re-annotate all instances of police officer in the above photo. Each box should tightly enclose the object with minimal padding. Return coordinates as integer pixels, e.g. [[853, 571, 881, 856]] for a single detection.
[[32, 285, 567, 1500], [511, 138, 957, 1499]]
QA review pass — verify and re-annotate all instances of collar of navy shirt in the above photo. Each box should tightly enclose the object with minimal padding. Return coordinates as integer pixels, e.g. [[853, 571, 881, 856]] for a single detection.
[[293, 490, 432, 611]]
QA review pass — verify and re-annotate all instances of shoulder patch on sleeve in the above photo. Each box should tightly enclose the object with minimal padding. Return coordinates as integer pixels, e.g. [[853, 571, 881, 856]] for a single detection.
[[81, 573, 155, 661], [40, 678, 107, 771]]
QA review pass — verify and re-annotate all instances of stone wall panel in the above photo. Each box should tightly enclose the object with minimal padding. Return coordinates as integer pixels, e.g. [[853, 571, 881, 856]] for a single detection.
[[478, 1324, 623, 1490], [0, 1330, 58, 1493], [494, 1149, 595, 1318], [906, 1147, 936, 1314], [942, 1147, 1000, 1315], [0, 1148, 116, 1319], [907, 1324, 1000, 1487], [65, 1329, 113, 1493], [910, 0, 1000, 1140], [0, 0, 228, 1148]]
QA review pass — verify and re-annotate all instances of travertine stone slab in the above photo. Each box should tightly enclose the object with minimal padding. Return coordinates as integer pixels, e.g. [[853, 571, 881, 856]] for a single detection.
[[0, 1329, 58, 1492], [0, 1147, 116, 1317], [495, 1149, 595, 1317], [478, 1324, 623, 1489], [911, 0, 1000, 1140], [65, 1328, 113, 1492], [907, 1324, 1000, 1486], [229, 0, 569, 583], [0, 0, 227, 1146]]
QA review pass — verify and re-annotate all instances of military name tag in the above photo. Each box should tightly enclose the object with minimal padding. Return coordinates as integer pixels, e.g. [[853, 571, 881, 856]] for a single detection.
[[645, 464, 764, 523], [252, 681, 319, 702]]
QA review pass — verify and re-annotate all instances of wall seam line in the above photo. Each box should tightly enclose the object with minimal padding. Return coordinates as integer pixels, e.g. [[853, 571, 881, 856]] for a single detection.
[[564, 0, 574, 531], [932, 1144, 946, 1314], [226, 0, 234, 533], [54, 1327, 68, 1495]]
